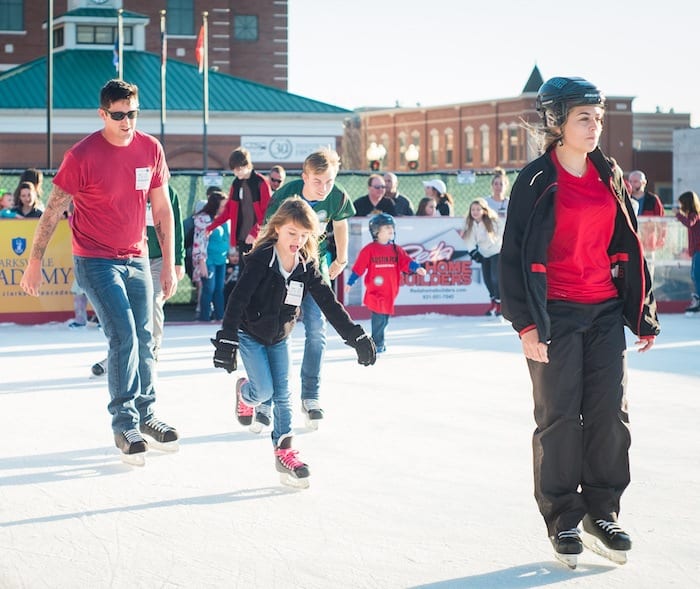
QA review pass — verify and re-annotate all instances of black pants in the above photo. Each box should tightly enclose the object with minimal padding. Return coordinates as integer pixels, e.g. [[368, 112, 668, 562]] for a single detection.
[[481, 253, 500, 302], [527, 299, 631, 537]]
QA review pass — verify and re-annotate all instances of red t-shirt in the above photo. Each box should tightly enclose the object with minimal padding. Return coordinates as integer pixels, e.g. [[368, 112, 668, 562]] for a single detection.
[[351, 241, 414, 315], [53, 130, 169, 258], [546, 152, 618, 303]]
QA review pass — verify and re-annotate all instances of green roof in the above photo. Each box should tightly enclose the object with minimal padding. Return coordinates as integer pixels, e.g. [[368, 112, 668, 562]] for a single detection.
[[0, 49, 350, 114], [58, 8, 148, 19]]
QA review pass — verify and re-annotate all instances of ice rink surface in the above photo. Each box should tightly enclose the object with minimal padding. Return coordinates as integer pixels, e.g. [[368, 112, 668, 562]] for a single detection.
[[1, 313, 698, 588]]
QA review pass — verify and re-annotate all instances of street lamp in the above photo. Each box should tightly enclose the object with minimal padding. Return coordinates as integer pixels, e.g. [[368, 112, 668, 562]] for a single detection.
[[366, 142, 386, 171], [405, 144, 419, 170]]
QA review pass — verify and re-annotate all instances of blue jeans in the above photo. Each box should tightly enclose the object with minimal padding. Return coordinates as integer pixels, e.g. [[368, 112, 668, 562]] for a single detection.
[[691, 251, 700, 295], [74, 256, 156, 433], [238, 331, 292, 446], [199, 262, 226, 321], [299, 294, 326, 400], [371, 312, 390, 351]]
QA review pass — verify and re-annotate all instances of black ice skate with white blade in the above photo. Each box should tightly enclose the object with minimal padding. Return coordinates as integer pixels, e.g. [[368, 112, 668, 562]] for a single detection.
[[550, 528, 583, 569], [274, 434, 310, 489], [114, 429, 148, 467], [581, 514, 631, 565], [140, 417, 179, 452], [301, 399, 324, 431]]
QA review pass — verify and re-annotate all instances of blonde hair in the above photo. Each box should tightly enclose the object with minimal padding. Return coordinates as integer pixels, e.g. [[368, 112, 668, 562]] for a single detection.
[[678, 191, 700, 216], [463, 197, 499, 237], [253, 197, 320, 262], [491, 166, 509, 188], [303, 148, 341, 175]]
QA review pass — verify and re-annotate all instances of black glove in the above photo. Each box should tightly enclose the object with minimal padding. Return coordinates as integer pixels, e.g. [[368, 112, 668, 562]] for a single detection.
[[468, 248, 485, 264], [211, 329, 238, 373], [344, 325, 376, 366]]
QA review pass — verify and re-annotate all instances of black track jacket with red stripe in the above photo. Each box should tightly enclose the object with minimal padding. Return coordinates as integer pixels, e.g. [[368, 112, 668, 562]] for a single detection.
[[500, 146, 660, 343]]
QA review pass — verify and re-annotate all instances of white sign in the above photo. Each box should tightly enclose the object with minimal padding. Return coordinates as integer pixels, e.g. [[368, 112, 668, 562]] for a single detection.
[[241, 136, 337, 162], [345, 217, 491, 309]]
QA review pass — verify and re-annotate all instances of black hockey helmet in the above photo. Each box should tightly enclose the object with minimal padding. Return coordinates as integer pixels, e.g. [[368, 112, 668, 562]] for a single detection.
[[368, 213, 395, 240], [536, 77, 605, 128]]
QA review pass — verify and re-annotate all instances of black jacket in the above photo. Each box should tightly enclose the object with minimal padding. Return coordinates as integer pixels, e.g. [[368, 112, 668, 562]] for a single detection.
[[500, 146, 660, 342], [222, 242, 358, 345]]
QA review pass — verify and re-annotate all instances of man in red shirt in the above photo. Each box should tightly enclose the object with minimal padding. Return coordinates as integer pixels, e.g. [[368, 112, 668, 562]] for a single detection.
[[21, 79, 178, 467]]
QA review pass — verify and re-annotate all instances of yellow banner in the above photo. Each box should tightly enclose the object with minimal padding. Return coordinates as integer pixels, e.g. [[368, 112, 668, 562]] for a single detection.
[[0, 219, 74, 320]]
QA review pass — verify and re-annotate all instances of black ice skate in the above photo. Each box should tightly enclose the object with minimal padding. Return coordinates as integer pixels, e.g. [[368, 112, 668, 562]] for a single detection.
[[115, 429, 148, 467], [249, 404, 271, 434], [685, 293, 700, 317], [550, 528, 583, 569], [581, 514, 631, 565], [140, 417, 179, 452], [301, 399, 324, 431], [91, 359, 107, 377], [274, 434, 310, 489]]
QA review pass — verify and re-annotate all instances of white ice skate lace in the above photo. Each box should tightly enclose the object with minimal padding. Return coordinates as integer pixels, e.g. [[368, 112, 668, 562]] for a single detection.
[[302, 399, 321, 412], [123, 429, 144, 443], [594, 519, 624, 534], [557, 528, 580, 540], [143, 418, 172, 433]]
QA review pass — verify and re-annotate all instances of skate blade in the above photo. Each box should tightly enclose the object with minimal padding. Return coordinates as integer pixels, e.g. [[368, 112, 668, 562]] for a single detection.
[[303, 415, 320, 431], [146, 439, 179, 453], [249, 421, 265, 434], [279, 473, 310, 489], [581, 532, 628, 565], [120, 452, 146, 467], [554, 552, 578, 569]]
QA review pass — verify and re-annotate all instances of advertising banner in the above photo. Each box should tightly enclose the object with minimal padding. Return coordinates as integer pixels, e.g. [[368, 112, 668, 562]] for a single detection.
[[0, 219, 74, 324], [344, 217, 491, 316]]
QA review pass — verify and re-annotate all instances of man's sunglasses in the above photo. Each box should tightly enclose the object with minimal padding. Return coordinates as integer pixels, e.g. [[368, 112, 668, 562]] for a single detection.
[[103, 108, 139, 121]]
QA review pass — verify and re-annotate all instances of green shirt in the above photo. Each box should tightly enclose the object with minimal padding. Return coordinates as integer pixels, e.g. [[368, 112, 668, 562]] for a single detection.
[[147, 185, 185, 265], [265, 179, 355, 281]]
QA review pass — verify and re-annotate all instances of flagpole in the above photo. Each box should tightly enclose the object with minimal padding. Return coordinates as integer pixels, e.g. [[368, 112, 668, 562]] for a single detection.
[[46, 0, 54, 169], [160, 9, 167, 148], [117, 8, 123, 80], [202, 11, 209, 172]]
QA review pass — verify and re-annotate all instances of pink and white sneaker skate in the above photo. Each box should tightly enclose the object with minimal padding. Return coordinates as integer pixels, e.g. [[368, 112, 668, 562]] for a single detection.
[[274, 434, 310, 489], [235, 377, 254, 426]]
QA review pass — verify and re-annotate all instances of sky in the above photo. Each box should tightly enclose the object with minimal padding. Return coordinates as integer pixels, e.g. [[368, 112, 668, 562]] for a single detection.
[[288, 0, 700, 127], [1, 314, 698, 587]]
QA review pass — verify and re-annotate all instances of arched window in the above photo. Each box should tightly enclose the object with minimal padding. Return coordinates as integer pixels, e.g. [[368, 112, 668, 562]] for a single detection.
[[430, 129, 439, 167], [444, 128, 454, 166], [464, 126, 474, 164], [480, 125, 490, 165]]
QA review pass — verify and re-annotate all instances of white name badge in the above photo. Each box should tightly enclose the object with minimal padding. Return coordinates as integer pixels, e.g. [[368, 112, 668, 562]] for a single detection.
[[285, 280, 304, 306], [135, 167, 152, 191]]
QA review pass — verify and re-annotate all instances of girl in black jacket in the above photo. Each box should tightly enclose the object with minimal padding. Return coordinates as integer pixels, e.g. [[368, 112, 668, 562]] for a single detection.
[[211, 197, 375, 488], [500, 77, 660, 568]]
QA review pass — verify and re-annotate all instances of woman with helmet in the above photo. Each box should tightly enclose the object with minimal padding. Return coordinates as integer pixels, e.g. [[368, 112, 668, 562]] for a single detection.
[[500, 77, 660, 568], [344, 213, 426, 353]]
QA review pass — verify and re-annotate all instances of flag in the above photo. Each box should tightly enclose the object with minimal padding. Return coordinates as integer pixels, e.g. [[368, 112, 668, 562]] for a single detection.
[[112, 35, 119, 72], [195, 26, 204, 73], [161, 28, 167, 70]]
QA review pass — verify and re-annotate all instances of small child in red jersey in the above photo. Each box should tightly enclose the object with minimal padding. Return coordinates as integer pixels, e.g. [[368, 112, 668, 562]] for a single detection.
[[345, 214, 426, 353]]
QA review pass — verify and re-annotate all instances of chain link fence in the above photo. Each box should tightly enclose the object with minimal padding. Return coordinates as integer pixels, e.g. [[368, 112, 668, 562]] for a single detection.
[[1, 169, 515, 305]]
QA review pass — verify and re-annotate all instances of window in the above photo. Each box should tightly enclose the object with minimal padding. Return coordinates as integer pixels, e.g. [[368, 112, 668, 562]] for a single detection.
[[167, 0, 194, 36], [398, 133, 407, 166], [464, 126, 474, 164], [480, 125, 490, 165], [77, 25, 132, 45], [508, 125, 520, 162], [234, 15, 258, 41], [444, 128, 454, 166], [380, 133, 390, 167], [53, 26, 64, 49], [430, 129, 439, 167], [0, 0, 22, 31]]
